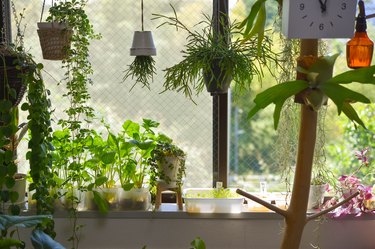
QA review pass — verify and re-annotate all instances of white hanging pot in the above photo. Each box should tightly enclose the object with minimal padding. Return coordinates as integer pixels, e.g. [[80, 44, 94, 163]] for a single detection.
[[130, 31, 156, 56]]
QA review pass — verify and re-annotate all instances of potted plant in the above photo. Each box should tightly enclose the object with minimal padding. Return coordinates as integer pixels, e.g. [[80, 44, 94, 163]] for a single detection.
[[308, 171, 329, 210], [37, 0, 73, 60], [122, 0, 156, 90], [0, 214, 64, 248], [151, 134, 186, 189], [117, 119, 158, 211], [183, 183, 244, 213], [152, 5, 277, 100]]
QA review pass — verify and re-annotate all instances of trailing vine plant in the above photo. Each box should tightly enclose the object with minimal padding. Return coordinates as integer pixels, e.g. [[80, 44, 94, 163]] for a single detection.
[[47, 1, 101, 248]]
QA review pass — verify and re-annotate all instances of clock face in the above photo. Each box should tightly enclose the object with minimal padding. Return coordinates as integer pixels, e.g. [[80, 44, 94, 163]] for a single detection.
[[282, 0, 358, 39]]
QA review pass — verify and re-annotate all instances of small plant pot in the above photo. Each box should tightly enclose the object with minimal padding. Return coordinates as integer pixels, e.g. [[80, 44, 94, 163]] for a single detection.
[[37, 22, 73, 60], [203, 59, 232, 95], [158, 156, 184, 188], [54, 188, 86, 211], [0, 55, 28, 107], [118, 188, 151, 211], [130, 31, 157, 56], [307, 184, 326, 210], [85, 187, 119, 211]]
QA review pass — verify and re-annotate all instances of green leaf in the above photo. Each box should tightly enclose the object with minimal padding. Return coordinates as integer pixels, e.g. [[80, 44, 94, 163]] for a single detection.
[[239, 0, 266, 34], [31, 229, 65, 249], [94, 176, 108, 187], [21, 103, 29, 111], [0, 238, 24, 248], [93, 190, 109, 214], [0, 215, 51, 231], [247, 80, 309, 129], [320, 83, 370, 113], [307, 54, 338, 85], [4, 177, 15, 189], [142, 119, 159, 130], [122, 183, 134, 191], [341, 102, 366, 128], [100, 151, 116, 164], [122, 120, 140, 136], [190, 237, 206, 249], [0, 100, 12, 112], [326, 65, 375, 84]]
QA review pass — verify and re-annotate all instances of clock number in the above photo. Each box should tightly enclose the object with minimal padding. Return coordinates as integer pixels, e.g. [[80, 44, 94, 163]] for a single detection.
[[319, 23, 324, 30], [299, 3, 305, 11], [341, 3, 346, 10]]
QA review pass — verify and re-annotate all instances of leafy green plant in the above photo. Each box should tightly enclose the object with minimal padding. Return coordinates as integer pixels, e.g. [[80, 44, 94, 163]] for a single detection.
[[150, 134, 186, 188], [152, 5, 278, 101], [0, 215, 63, 249], [248, 54, 375, 129], [47, 0, 100, 248], [190, 237, 206, 249]]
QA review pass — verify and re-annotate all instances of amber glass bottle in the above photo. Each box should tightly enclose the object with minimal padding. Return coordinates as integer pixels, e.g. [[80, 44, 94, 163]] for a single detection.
[[346, 1, 374, 69]]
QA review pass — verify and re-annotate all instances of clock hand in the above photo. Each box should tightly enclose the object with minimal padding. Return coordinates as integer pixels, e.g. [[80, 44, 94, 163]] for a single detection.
[[318, 0, 327, 13]]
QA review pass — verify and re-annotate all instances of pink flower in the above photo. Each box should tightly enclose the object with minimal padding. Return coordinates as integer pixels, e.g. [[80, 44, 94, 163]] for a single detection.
[[355, 147, 369, 166]]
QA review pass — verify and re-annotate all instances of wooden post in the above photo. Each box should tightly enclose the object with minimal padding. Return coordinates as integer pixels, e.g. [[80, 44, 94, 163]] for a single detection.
[[280, 39, 318, 249]]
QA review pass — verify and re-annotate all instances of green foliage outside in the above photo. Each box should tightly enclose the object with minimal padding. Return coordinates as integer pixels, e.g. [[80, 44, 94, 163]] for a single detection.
[[327, 103, 375, 185]]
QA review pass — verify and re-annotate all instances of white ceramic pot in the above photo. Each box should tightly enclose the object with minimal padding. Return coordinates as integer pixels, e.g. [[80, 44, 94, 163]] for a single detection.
[[1, 173, 27, 212], [307, 184, 326, 210], [158, 156, 184, 188]]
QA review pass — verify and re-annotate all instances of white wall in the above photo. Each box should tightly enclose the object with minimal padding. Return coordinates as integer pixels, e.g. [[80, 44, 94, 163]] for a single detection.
[[45, 215, 375, 249]]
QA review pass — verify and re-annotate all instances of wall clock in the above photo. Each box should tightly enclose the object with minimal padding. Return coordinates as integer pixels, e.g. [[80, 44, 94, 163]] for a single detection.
[[282, 0, 358, 39]]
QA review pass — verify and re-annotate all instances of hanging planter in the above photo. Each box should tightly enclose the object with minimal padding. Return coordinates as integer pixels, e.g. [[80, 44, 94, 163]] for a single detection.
[[203, 58, 232, 95], [122, 0, 157, 90], [37, 0, 73, 60], [0, 48, 28, 107]]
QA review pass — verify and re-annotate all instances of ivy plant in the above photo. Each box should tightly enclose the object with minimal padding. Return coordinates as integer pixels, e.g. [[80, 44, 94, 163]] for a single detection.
[[47, 0, 100, 248]]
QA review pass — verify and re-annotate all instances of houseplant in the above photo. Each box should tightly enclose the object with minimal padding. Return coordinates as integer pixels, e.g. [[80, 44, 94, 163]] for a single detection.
[[37, 0, 73, 60], [183, 185, 243, 213], [152, 5, 278, 100], [117, 119, 158, 211], [0, 214, 64, 248], [47, 0, 100, 247], [122, 0, 156, 90], [150, 134, 186, 189]]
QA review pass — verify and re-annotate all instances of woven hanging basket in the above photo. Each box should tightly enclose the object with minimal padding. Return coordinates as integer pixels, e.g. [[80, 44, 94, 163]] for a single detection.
[[37, 22, 73, 60]]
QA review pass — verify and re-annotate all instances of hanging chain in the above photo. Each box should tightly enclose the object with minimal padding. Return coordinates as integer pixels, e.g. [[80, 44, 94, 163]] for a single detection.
[[1, 0, 8, 45]]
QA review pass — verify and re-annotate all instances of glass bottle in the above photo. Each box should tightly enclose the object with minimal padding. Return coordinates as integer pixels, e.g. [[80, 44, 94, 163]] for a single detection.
[[346, 0, 374, 69]]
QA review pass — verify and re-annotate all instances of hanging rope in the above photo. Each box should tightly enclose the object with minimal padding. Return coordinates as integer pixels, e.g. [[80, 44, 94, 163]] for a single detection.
[[141, 0, 144, 31], [40, 0, 54, 22]]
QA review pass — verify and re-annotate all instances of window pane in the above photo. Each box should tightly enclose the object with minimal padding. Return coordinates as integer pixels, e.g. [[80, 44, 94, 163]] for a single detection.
[[15, 0, 213, 188]]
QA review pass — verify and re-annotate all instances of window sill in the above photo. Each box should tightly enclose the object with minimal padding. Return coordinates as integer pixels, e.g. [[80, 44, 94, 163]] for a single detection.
[[46, 204, 375, 221]]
